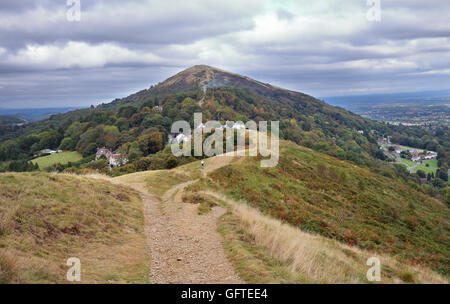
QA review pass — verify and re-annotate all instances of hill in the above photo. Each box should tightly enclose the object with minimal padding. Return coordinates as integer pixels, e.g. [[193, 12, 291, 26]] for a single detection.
[[185, 141, 450, 276], [0, 172, 147, 283], [0, 65, 384, 165], [109, 148, 448, 283], [0, 65, 447, 198]]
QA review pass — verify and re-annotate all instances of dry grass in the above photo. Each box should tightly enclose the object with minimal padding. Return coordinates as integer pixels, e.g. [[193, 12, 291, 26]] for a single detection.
[[0, 172, 148, 283], [207, 141, 450, 276], [0, 250, 20, 284], [205, 191, 447, 284]]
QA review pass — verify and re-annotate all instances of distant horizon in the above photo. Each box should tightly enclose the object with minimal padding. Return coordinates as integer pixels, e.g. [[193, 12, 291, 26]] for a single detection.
[[1, 87, 449, 110]]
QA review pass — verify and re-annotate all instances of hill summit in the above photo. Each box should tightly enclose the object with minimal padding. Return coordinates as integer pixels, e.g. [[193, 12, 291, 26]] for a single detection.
[[149, 65, 300, 97]]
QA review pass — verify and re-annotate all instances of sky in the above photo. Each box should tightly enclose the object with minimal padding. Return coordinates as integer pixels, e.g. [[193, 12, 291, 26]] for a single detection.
[[0, 0, 450, 108]]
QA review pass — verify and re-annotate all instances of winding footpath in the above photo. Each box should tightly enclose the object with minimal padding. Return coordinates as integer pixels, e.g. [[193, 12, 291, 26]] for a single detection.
[[119, 156, 243, 283]]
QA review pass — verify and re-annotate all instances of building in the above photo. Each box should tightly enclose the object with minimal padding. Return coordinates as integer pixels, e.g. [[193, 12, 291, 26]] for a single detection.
[[40, 149, 57, 155], [95, 148, 128, 168], [109, 153, 127, 167], [422, 152, 437, 160], [394, 146, 402, 154], [95, 148, 112, 161]]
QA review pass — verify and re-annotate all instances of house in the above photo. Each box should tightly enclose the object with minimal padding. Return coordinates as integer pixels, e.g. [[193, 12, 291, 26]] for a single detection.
[[422, 152, 437, 160], [412, 156, 421, 162], [40, 149, 57, 155], [394, 146, 402, 154], [95, 148, 127, 168], [109, 153, 128, 167], [383, 150, 396, 160], [95, 148, 112, 161], [153, 105, 163, 113]]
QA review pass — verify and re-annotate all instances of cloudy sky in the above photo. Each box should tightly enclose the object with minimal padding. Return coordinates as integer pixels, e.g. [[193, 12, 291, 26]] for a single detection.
[[1, 0, 449, 108]]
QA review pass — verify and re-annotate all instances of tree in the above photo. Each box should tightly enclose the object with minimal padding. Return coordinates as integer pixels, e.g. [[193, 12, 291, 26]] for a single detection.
[[83, 159, 109, 173], [416, 170, 426, 178], [118, 106, 137, 119], [59, 137, 76, 150], [116, 118, 130, 132], [138, 131, 164, 155], [76, 126, 103, 156], [38, 130, 62, 149], [436, 169, 448, 182]]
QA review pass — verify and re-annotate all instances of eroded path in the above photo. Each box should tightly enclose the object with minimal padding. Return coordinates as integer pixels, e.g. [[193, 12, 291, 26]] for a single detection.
[[117, 155, 243, 283]]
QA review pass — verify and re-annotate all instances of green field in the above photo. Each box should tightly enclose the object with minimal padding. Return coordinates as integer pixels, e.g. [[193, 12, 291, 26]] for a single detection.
[[398, 145, 426, 153], [31, 151, 83, 169], [400, 158, 416, 167], [412, 159, 438, 175]]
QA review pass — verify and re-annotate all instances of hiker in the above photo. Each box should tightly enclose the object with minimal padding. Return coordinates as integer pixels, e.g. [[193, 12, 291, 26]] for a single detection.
[[201, 160, 205, 169]]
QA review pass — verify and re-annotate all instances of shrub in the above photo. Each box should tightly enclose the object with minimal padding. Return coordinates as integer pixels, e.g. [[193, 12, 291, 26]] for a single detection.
[[398, 271, 415, 283], [165, 156, 178, 169]]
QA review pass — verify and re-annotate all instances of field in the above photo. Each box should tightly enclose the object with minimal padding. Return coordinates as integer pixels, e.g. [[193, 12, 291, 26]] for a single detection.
[[31, 151, 83, 169], [0, 172, 148, 283], [412, 160, 439, 175], [398, 145, 426, 153], [400, 158, 416, 167]]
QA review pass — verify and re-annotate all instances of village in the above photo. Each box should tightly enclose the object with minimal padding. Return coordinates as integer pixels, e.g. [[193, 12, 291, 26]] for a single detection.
[[378, 137, 438, 175]]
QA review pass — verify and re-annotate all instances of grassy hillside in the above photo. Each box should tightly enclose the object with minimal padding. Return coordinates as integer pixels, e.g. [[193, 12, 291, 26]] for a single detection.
[[187, 141, 449, 276], [213, 192, 446, 283], [31, 151, 83, 170], [0, 172, 147, 283], [111, 153, 446, 283]]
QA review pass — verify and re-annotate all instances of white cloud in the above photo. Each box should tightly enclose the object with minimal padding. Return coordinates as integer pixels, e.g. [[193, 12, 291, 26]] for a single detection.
[[6, 41, 164, 68]]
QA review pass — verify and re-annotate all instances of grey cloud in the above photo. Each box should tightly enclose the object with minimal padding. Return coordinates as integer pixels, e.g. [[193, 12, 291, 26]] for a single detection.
[[0, 0, 449, 108]]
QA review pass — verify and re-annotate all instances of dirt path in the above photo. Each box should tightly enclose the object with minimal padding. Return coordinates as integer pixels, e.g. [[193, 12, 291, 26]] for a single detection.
[[120, 155, 243, 283]]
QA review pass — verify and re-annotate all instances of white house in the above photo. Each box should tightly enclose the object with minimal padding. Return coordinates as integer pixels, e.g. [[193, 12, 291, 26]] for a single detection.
[[109, 153, 127, 167], [95, 148, 127, 168], [40, 149, 57, 155], [422, 152, 437, 160], [412, 156, 421, 162]]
